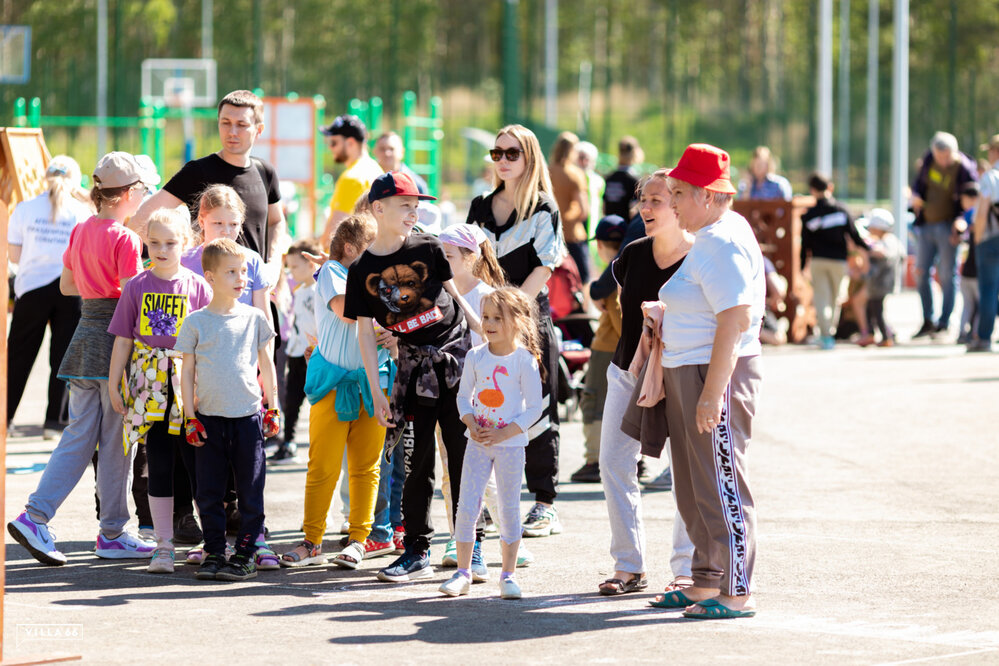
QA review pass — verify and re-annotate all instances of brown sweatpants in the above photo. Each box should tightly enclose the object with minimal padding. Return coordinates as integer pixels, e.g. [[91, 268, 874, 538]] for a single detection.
[[663, 355, 761, 596]]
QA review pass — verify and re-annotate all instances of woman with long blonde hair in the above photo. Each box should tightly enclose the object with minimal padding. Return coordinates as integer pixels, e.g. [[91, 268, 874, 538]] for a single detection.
[[466, 124, 567, 538], [6, 156, 93, 435]]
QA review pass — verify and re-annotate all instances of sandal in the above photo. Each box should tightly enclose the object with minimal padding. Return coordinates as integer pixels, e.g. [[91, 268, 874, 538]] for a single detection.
[[332, 539, 365, 570], [650, 588, 700, 609], [280, 540, 325, 568], [598, 573, 648, 596], [682, 598, 756, 620], [664, 576, 694, 591], [254, 542, 280, 570]]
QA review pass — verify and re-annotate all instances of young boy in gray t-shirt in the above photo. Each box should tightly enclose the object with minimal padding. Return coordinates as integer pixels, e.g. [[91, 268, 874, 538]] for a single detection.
[[175, 238, 281, 581]]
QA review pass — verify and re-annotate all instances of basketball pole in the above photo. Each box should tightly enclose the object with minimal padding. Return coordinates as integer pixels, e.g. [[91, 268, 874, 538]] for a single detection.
[[97, 0, 109, 157]]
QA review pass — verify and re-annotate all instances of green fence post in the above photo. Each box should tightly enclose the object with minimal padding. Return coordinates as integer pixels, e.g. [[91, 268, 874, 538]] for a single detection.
[[139, 98, 153, 157], [401, 91, 416, 161], [28, 98, 41, 128], [369, 97, 383, 146], [153, 102, 166, 177], [13, 98, 26, 127], [429, 96, 443, 196]]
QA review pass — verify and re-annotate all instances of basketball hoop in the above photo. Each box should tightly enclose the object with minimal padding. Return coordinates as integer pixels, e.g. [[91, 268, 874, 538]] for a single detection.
[[164, 77, 196, 110], [141, 59, 217, 108]]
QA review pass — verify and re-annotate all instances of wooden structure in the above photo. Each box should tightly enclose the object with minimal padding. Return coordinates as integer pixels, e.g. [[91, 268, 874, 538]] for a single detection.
[[0, 127, 53, 659], [733, 197, 816, 343]]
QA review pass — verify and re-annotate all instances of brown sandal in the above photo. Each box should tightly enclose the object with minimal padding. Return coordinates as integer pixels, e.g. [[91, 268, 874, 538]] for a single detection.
[[598, 573, 649, 596], [663, 576, 694, 592]]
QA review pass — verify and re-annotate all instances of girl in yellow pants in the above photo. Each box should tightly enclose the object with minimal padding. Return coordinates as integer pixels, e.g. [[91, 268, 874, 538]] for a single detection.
[[280, 215, 395, 569]]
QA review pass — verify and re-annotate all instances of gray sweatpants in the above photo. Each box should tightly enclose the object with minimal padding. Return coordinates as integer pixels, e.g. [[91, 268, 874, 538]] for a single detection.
[[26, 379, 135, 536], [600, 362, 694, 576], [663, 356, 761, 596]]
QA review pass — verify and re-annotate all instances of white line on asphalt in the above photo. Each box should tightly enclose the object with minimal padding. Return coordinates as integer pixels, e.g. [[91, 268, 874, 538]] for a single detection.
[[873, 647, 999, 665], [761, 532, 999, 554], [747, 613, 999, 649]]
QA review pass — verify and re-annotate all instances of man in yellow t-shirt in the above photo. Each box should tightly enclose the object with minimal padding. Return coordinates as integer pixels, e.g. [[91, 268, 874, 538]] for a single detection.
[[320, 114, 383, 246]]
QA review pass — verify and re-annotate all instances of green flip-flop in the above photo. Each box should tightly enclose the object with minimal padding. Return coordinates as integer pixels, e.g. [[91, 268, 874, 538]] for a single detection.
[[648, 589, 698, 609], [682, 598, 757, 619]]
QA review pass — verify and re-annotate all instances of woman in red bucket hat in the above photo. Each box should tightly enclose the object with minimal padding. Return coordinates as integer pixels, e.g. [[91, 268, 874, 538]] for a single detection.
[[648, 143, 765, 619]]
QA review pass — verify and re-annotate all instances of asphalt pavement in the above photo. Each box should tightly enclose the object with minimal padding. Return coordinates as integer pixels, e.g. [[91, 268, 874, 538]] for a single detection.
[[3, 291, 998, 665]]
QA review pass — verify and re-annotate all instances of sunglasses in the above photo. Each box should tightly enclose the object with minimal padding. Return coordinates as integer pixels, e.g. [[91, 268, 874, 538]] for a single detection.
[[490, 147, 523, 162]]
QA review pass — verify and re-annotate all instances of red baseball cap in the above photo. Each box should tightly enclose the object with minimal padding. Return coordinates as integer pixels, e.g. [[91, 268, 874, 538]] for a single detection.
[[669, 143, 737, 194], [368, 171, 437, 203]]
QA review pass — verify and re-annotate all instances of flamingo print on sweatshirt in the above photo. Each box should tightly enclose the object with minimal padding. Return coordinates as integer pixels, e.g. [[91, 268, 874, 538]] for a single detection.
[[457, 345, 544, 448]]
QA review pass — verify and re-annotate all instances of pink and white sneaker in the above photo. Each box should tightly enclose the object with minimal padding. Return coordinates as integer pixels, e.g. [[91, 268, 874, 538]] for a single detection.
[[8, 512, 67, 566], [392, 526, 406, 555], [95, 531, 156, 559]]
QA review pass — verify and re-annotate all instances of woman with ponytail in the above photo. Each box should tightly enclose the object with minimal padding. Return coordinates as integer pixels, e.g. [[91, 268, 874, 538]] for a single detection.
[[6, 156, 93, 435]]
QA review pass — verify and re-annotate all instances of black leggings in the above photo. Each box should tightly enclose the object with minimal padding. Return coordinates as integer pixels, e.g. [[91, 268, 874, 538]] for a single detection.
[[283, 355, 308, 442], [6, 278, 80, 425], [524, 304, 561, 504], [144, 366, 197, 499]]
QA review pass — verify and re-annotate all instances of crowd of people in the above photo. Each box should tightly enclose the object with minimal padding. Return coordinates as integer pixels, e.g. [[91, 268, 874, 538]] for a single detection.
[[6, 87, 998, 619]]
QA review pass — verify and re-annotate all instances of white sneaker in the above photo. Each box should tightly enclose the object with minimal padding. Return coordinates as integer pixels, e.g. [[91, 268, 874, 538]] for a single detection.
[[7, 512, 67, 566], [500, 575, 522, 599], [147, 547, 175, 573], [138, 527, 156, 541], [522, 503, 563, 537], [95, 531, 156, 559], [439, 572, 471, 597], [339, 520, 351, 535], [516, 545, 535, 567]]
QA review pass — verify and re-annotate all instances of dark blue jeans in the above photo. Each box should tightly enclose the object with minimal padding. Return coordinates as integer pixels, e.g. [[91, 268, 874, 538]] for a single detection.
[[975, 235, 999, 342], [370, 445, 406, 543], [195, 412, 266, 557], [915, 221, 959, 327]]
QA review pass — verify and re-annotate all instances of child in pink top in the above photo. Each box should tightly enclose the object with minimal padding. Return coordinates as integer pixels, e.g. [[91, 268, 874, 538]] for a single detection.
[[7, 152, 161, 566]]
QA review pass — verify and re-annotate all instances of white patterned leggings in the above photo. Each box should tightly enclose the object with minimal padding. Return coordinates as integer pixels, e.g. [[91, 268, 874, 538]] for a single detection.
[[455, 441, 525, 545]]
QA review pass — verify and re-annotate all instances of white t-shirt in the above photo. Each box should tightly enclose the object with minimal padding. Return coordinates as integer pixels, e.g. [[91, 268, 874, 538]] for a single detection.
[[658, 209, 765, 368], [462, 280, 495, 347], [285, 281, 317, 358], [8, 192, 91, 297], [456, 344, 543, 448]]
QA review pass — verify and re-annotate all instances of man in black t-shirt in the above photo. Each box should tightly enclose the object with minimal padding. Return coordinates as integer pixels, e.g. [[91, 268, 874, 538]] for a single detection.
[[129, 90, 285, 263]]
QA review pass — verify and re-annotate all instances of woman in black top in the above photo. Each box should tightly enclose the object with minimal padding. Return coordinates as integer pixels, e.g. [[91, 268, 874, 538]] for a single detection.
[[466, 124, 566, 537], [597, 169, 694, 596]]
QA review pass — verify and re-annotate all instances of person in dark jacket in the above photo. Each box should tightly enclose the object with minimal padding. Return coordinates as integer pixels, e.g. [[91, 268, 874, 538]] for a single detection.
[[910, 132, 979, 338]]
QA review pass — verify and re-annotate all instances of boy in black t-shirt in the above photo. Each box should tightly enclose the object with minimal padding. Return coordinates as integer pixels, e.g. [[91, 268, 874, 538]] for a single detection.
[[344, 172, 482, 582]]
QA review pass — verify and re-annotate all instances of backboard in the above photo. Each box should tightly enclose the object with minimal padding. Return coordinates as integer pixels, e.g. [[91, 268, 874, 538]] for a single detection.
[[141, 58, 217, 108], [0, 25, 31, 84]]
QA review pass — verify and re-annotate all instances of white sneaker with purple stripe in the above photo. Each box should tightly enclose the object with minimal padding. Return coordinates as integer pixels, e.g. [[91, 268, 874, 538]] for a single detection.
[[95, 531, 156, 559], [7, 512, 67, 566]]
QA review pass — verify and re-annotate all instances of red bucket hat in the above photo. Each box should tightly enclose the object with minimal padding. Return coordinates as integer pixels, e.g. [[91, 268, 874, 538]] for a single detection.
[[669, 143, 737, 195]]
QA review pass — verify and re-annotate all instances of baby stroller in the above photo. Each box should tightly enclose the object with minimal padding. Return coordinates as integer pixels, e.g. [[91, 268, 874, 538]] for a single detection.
[[547, 254, 595, 421]]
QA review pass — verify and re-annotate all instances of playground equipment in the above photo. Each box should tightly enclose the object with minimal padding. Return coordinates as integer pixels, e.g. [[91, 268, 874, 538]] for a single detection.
[[251, 93, 326, 238], [12, 88, 443, 234], [346, 92, 442, 195]]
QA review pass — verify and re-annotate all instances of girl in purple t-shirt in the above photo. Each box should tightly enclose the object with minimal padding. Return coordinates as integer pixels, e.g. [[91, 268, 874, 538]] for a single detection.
[[107, 208, 211, 574]]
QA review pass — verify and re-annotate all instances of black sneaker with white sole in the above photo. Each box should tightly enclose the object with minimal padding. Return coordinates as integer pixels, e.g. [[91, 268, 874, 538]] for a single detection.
[[215, 553, 257, 581]]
